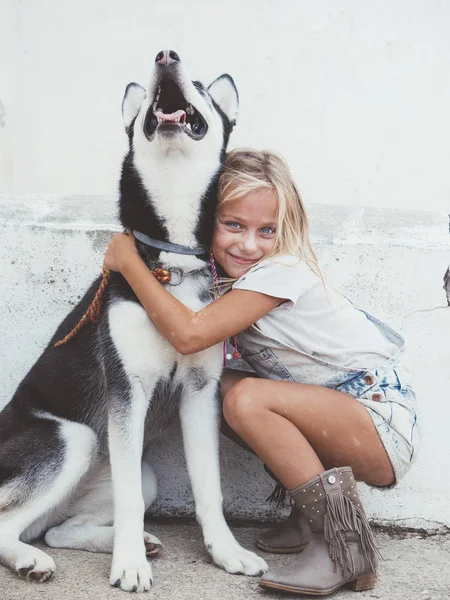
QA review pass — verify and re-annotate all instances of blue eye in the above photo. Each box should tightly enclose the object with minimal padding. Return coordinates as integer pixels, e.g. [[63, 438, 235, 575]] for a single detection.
[[225, 221, 241, 229], [260, 226, 276, 235]]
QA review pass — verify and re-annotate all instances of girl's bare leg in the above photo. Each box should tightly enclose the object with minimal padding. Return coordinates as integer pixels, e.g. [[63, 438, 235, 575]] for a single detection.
[[221, 368, 251, 397], [222, 377, 395, 489]]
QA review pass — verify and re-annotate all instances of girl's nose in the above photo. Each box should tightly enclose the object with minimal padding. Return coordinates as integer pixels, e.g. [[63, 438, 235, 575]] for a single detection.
[[240, 232, 258, 251]]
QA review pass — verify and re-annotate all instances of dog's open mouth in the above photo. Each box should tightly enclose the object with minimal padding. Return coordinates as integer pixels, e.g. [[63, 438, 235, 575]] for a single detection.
[[144, 79, 208, 141]]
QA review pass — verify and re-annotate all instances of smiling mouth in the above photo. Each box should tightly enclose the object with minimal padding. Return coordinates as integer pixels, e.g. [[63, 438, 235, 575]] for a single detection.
[[228, 253, 260, 265], [143, 78, 208, 141]]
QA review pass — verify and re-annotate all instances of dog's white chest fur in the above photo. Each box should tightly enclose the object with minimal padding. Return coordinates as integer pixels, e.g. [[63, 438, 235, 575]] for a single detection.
[[107, 278, 219, 394]]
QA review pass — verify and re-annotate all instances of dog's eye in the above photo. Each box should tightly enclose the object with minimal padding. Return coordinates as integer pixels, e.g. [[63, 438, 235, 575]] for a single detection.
[[192, 117, 202, 135]]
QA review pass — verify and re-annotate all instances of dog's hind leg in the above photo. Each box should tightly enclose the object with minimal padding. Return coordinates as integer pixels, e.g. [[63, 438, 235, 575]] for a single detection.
[[45, 457, 161, 556], [179, 365, 269, 576], [0, 415, 98, 582]]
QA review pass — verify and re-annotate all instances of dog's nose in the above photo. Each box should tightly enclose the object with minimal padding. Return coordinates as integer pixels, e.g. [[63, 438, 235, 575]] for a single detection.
[[155, 50, 181, 66]]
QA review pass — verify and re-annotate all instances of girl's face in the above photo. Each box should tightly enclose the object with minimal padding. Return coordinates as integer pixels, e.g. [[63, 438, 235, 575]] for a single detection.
[[212, 188, 278, 278]]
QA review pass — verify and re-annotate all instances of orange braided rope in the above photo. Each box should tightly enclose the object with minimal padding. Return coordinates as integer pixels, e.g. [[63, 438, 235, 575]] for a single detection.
[[54, 266, 172, 348], [54, 268, 112, 347]]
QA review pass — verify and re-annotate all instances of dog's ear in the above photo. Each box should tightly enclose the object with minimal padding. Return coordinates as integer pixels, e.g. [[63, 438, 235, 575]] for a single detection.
[[122, 83, 146, 132], [208, 74, 239, 128]]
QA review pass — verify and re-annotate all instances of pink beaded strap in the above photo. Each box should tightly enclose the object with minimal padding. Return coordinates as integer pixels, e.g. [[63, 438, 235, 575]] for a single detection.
[[209, 253, 240, 366]]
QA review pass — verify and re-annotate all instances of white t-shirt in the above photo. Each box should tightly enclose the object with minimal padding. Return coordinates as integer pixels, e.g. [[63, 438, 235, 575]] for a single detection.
[[232, 256, 399, 369]]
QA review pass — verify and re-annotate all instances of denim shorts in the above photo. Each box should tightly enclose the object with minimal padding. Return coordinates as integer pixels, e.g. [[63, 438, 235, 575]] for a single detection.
[[333, 363, 420, 486]]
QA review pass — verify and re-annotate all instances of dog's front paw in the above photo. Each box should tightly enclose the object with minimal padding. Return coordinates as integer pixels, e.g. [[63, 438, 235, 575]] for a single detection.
[[209, 542, 269, 576], [110, 557, 153, 592], [16, 549, 56, 583]]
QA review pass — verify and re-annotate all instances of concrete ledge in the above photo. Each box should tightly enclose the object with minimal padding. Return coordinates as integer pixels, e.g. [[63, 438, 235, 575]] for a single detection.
[[1, 194, 449, 530], [1, 193, 448, 244]]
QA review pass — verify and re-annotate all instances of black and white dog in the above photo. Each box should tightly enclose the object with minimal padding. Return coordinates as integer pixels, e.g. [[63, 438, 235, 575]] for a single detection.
[[0, 50, 268, 592]]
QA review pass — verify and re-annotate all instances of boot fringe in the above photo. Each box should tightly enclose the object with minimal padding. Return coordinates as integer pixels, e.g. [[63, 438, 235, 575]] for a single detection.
[[266, 482, 288, 507], [324, 490, 381, 578]]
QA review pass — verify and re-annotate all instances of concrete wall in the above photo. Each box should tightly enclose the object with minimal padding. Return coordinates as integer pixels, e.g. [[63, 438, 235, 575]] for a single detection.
[[0, 0, 19, 190], [1, 195, 449, 531], [1, 0, 450, 212]]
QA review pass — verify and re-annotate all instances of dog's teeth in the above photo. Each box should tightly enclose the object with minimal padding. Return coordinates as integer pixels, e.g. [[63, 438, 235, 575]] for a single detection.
[[186, 105, 193, 115], [153, 87, 161, 106]]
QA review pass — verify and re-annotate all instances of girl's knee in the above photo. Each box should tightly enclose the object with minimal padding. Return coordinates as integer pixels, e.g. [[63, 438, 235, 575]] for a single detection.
[[222, 377, 261, 429], [366, 462, 396, 488], [219, 369, 252, 401]]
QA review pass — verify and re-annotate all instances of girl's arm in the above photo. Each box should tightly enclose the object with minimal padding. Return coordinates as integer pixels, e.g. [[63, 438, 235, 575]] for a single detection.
[[104, 232, 282, 355]]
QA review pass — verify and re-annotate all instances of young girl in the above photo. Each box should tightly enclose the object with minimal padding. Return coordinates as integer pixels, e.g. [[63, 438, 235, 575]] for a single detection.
[[103, 149, 420, 596]]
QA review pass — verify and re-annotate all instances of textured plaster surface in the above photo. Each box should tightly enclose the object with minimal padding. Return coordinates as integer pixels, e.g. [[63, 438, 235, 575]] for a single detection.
[[1, 195, 449, 530]]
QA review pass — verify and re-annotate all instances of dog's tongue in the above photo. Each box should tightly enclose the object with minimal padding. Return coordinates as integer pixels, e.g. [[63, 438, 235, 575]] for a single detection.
[[155, 109, 186, 123]]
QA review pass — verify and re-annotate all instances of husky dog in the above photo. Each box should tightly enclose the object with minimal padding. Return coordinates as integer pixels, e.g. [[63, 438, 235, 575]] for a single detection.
[[0, 50, 268, 592]]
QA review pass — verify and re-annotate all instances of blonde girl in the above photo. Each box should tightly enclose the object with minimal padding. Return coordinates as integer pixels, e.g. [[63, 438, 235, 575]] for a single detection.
[[104, 148, 420, 596]]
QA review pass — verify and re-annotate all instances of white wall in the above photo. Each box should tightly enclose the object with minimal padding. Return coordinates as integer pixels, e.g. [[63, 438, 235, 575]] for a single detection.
[[1, 0, 450, 211], [0, 0, 19, 190]]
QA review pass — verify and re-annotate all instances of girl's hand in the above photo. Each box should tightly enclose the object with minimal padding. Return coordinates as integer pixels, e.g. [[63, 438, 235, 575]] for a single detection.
[[103, 230, 139, 273]]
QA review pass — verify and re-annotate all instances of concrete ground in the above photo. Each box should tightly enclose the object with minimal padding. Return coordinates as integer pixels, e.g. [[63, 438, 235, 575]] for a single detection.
[[1, 520, 448, 600]]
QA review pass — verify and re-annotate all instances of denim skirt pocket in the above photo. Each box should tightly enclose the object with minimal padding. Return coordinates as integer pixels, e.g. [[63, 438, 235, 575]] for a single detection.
[[241, 348, 295, 382]]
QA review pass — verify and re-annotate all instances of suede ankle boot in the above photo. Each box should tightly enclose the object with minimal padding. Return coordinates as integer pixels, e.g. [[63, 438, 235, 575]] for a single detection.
[[259, 467, 380, 596], [256, 505, 311, 554]]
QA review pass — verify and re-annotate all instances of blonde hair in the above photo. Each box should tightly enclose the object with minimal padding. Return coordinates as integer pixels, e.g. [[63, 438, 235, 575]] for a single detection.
[[217, 148, 323, 281]]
